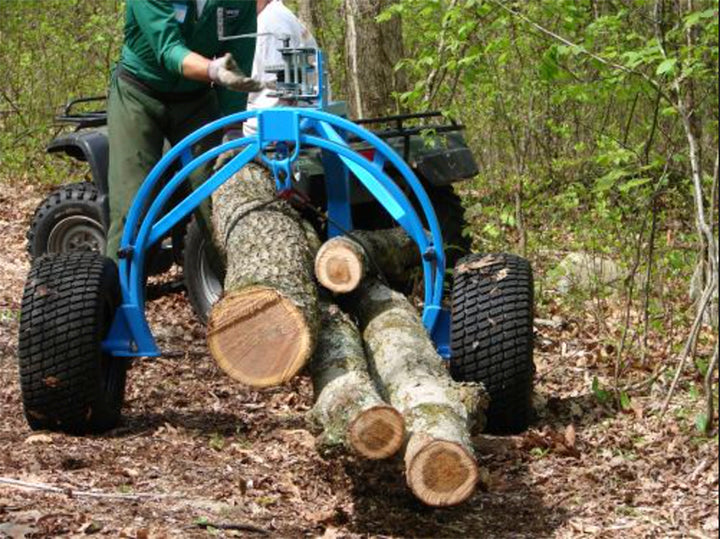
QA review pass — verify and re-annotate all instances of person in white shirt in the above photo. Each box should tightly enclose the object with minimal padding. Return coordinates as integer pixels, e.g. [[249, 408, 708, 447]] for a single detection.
[[244, 0, 318, 137]]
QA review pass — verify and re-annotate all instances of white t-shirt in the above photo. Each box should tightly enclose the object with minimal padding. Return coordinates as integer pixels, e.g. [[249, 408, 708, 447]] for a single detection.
[[244, 0, 318, 137]]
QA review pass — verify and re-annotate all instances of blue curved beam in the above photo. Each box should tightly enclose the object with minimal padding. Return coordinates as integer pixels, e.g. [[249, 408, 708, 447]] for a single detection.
[[107, 107, 447, 357]]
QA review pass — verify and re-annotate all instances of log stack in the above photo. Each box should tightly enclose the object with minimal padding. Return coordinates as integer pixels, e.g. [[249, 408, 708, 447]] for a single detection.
[[207, 164, 488, 507]]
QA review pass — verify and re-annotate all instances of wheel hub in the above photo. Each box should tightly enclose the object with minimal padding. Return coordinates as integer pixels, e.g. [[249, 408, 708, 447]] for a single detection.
[[47, 216, 106, 254]]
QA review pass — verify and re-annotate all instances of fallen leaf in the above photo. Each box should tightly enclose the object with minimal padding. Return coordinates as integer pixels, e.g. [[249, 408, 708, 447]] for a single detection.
[[24, 433, 53, 445], [321, 526, 341, 539], [565, 424, 577, 449], [704, 515, 719, 531]]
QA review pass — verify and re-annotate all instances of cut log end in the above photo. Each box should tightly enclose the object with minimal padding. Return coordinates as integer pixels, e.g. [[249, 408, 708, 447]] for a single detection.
[[407, 440, 479, 507], [315, 237, 366, 293], [208, 286, 311, 387], [347, 405, 405, 460]]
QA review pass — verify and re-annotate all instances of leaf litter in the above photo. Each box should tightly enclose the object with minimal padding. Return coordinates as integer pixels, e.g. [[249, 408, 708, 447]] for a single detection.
[[0, 182, 717, 538]]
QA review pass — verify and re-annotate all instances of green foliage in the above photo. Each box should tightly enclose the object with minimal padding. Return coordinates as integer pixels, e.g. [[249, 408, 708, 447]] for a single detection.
[[0, 0, 124, 184], [592, 376, 612, 405]]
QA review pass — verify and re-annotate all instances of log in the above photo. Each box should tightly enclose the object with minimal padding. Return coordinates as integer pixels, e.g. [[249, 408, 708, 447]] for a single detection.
[[208, 164, 320, 387], [314, 228, 420, 293], [309, 302, 404, 459], [346, 280, 489, 507]]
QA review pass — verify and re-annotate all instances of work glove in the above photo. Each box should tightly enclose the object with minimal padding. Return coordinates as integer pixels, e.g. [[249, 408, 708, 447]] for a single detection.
[[208, 53, 265, 93]]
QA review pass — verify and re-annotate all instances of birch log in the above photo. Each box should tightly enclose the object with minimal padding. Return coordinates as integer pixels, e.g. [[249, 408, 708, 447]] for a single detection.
[[310, 302, 405, 459], [209, 164, 320, 387], [346, 280, 489, 507], [314, 228, 420, 293]]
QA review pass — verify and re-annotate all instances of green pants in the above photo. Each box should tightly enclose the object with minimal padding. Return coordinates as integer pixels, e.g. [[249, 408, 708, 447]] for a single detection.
[[106, 73, 222, 262]]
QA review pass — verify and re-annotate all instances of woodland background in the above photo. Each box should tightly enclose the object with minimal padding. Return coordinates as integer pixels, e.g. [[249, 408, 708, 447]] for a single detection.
[[1, 0, 717, 427]]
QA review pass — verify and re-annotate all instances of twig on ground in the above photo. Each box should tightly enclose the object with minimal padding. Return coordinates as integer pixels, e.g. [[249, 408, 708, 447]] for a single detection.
[[0, 477, 172, 501], [192, 522, 270, 535], [622, 364, 669, 392]]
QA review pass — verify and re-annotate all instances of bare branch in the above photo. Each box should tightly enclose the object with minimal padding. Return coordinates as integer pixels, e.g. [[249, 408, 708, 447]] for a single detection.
[[661, 275, 719, 415], [704, 342, 719, 434], [0, 477, 173, 501]]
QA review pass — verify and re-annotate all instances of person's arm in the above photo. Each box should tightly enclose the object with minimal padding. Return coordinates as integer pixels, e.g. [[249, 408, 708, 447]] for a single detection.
[[217, 3, 258, 114], [182, 52, 212, 82], [129, 0, 260, 90], [128, 0, 193, 76]]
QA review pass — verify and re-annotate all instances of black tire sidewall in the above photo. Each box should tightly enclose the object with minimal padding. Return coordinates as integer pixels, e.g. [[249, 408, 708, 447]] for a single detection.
[[18, 253, 127, 434], [183, 219, 223, 323], [27, 183, 106, 258], [449, 253, 535, 434]]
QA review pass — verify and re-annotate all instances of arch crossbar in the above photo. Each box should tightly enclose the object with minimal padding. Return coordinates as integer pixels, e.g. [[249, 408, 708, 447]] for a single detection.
[[103, 108, 446, 358]]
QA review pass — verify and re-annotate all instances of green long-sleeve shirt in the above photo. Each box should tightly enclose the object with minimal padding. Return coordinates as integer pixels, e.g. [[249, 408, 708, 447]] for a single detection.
[[120, 0, 257, 114]]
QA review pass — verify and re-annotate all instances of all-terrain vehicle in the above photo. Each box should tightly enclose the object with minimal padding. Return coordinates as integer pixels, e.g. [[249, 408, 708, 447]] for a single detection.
[[19, 47, 534, 437], [31, 99, 476, 320]]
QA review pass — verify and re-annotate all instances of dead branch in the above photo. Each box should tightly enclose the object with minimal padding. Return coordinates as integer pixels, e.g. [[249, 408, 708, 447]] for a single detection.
[[0, 477, 172, 501], [704, 343, 719, 434], [661, 274, 719, 415]]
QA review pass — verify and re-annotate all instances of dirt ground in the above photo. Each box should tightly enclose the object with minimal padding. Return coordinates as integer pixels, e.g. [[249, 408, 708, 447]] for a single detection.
[[1, 182, 718, 538]]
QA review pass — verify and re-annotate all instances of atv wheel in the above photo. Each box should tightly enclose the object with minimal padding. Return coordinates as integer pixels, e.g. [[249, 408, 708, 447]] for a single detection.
[[27, 183, 106, 258], [18, 252, 127, 434], [183, 219, 224, 323], [449, 253, 535, 434]]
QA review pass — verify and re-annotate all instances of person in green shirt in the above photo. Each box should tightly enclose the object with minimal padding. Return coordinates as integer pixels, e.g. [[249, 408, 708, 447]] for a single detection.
[[106, 0, 261, 264]]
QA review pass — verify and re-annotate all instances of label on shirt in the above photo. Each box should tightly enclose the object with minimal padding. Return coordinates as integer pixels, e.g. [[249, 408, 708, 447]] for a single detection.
[[172, 3, 188, 23]]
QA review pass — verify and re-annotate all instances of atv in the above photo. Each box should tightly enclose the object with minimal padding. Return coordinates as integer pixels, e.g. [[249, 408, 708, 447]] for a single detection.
[[32, 97, 477, 321], [21, 48, 534, 437]]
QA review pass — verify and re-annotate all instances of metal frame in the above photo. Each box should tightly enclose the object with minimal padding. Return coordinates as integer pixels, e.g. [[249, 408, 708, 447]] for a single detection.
[[102, 53, 451, 360]]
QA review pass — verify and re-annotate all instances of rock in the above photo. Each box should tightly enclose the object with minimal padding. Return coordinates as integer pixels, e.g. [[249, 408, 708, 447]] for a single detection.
[[552, 252, 624, 294], [24, 433, 53, 445]]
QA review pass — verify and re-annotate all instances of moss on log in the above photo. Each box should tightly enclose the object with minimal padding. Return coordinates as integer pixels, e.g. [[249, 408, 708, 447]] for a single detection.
[[347, 280, 489, 506], [310, 302, 404, 459]]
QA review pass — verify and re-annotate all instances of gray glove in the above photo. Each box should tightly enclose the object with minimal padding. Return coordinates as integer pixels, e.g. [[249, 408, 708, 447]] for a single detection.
[[208, 53, 264, 93]]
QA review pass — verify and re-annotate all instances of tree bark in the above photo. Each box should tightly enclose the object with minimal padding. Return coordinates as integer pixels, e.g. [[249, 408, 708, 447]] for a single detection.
[[297, 0, 321, 35], [346, 280, 489, 507], [310, 302, 405, 459], [314, 228, 419, 293], [343, 0, 406, 119], [208, 164, 320, 387]]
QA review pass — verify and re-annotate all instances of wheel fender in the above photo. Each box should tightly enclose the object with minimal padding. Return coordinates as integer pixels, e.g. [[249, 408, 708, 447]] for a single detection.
[[47, 130, 110, 198]]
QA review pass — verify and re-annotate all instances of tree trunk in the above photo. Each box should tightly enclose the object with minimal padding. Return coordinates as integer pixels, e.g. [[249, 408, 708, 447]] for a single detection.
[[314, 228, 419, 293], [343, 0, 406, 119], [208, 164, 320, 387], [297, 0, 321, 35], [346, 280, 489, 507], [310, 302, 405, 459]]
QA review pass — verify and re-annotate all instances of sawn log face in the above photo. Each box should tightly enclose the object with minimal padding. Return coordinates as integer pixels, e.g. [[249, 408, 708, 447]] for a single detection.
[[208, 164, 320, 387], [346, 280, 489, 506], [310, 302, 404, 459]]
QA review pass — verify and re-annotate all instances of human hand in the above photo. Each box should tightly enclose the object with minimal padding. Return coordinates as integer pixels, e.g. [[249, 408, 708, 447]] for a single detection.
[[208, 53, 265, 93]]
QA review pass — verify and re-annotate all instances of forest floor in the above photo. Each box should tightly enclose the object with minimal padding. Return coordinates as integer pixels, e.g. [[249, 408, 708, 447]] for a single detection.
[[0, 182, 718, 539]]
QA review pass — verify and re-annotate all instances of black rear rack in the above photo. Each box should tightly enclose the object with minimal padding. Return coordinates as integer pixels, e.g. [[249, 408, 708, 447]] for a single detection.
[[55, 96, 108, 128], [53, 99, 462, 154], [353, 111, 465, 160]]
